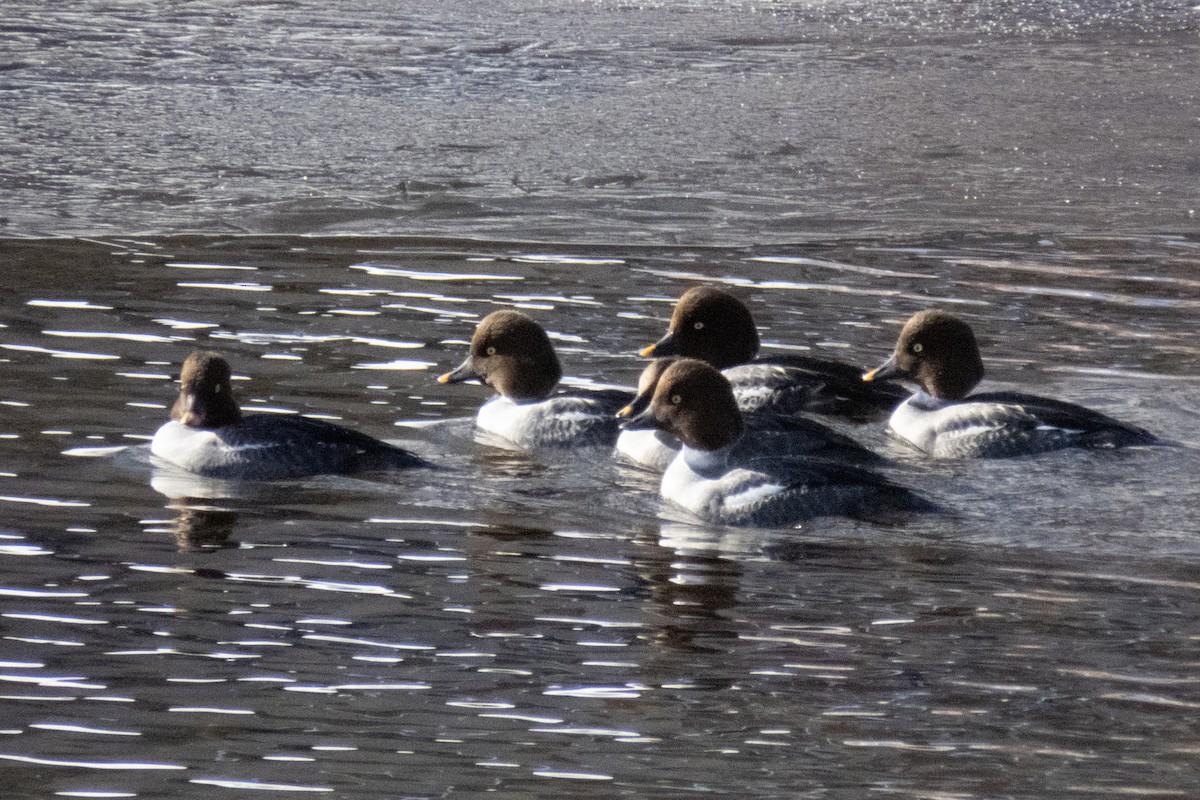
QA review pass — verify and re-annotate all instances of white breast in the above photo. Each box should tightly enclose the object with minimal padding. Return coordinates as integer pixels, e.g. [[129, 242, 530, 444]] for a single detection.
[[615, 429, 679, 471], [150, 420, 226, 471], [475, 397, 539, 447], [661, 453, 715, 516], [661, 453, 791, 524]]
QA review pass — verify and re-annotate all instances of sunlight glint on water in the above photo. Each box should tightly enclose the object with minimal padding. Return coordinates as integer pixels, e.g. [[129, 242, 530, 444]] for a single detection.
[[1, 0, 1199, 796]]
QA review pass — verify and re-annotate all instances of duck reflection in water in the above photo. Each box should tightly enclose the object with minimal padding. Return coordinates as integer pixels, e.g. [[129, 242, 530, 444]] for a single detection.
[[167, 499, 240, 550], [637, 521, 743, 655]]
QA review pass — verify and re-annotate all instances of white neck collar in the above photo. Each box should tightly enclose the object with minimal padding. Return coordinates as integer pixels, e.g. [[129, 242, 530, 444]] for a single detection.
[[681, 443, 735, 478]]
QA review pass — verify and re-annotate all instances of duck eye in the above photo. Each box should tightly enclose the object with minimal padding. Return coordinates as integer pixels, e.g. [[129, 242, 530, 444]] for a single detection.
[[486, 346, 497, 356], [911, 342, 924, 354], [670, 394, 682, 405], [693, 321, 704, 331]]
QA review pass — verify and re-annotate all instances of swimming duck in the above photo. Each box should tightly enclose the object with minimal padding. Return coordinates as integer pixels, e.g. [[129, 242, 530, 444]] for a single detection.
[[151, 350, 428, 479], [640, 286, 909, 421], [863, 309, 1159, 458], [438, 309, 632, 448], [615, 358, 883, 471], [621, 358, 932, 526]]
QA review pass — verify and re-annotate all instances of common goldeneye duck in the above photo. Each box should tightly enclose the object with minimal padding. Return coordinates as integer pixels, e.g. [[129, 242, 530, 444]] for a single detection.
[[863, 309, 1159, 458], [438, 309, 632, 448], [621, 358, 932, 526], [639, 285, 908, 421], [151, 350, 429, 479], [615, 358, 884, 472]]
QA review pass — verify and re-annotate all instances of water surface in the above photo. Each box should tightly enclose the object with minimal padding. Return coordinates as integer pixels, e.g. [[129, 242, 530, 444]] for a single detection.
[[1, 234, 1199, 798], [2, 1, 1200, 798], [1, 0, 1197, 240]]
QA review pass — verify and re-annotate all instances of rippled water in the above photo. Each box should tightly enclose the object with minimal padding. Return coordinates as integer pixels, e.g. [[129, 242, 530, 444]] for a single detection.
[[2, 234, 1199, 798], [3, 2, 1200, 798]]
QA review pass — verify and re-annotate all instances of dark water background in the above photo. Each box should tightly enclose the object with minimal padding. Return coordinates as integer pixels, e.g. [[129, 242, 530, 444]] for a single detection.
[[2, 2, 1200, 798]]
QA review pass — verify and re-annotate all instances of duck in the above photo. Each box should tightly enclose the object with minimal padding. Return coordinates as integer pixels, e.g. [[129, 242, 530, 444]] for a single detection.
[[438, 309, 632, 448], [615, 358, 884, 472], [151, 350, 429, 479], [863, 309, 1159, 458], [621, 358, 933, 526], [639, 286, 909, 421]]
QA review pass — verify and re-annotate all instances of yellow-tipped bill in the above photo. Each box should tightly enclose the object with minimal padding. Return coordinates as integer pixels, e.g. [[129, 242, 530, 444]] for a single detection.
[[863, 354, 901, 383], [438, 357, 478, 385]]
